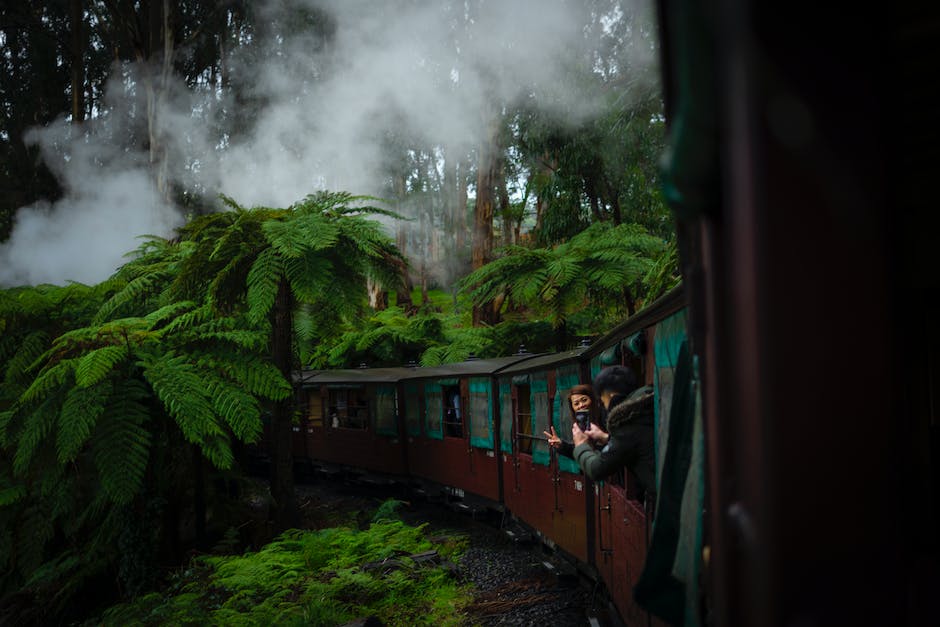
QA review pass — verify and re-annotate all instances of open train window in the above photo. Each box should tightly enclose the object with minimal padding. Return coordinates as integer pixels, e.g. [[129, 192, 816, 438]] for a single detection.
[[327, 387, 369, 430], [306, 388, 324, 427], [515, 383, 533, 455], [443, 385, 463, 438]]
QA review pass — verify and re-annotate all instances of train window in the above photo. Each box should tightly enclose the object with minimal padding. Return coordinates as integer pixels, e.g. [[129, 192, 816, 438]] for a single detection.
[[515, 383, 533, 455], [424, 385, 444, 439], [443, 385, 463, 438], [499, 380, 513, 452], [327, 387, 370, 430], [468, 377, 493, 449], [553, 365, 581, 474], [306, 389, 324, 428], [403, 383, 422, 436], [374, 385, 397, 437], [531, 377, 550, 464]]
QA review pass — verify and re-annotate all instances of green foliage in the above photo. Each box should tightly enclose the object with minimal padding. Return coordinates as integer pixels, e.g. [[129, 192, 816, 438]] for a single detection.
[[312, 307, 447, 368], [95, 515, 471, 627], [459, 220, 666, 341]]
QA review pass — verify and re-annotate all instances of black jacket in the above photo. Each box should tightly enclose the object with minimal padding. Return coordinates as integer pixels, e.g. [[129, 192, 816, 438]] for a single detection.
[[573, 386, 655, 496]]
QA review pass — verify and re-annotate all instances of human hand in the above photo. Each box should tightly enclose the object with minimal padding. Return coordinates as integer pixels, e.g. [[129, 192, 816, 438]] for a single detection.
[[584, 423, 609, 446], [542, 426, 562, 449], [572, 423, 589, 446]]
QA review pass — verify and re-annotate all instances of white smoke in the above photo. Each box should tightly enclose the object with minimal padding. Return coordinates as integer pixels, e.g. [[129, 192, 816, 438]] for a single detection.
[[0, 0, 658, 287]]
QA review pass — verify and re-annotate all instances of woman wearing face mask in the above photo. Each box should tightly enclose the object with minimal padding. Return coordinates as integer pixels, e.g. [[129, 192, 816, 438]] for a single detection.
[[543, 384, 605, 459]]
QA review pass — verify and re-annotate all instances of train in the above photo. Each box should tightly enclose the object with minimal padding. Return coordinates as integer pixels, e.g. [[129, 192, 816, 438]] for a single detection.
[[276, 285, 696, 626], [269, 2, 940, 625]]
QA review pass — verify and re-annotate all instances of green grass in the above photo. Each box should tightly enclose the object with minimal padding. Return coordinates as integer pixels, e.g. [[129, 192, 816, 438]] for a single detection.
[[91, 500, 472, 626]]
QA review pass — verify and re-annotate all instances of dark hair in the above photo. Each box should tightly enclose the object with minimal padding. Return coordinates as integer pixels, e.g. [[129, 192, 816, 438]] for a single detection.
[[592, 365, 638, 398], [567, 383, 595, 410]]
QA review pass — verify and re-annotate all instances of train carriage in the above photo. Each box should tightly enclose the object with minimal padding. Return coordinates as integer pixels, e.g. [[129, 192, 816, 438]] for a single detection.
[[399, 355, 538, 505], [296, 367, 410, 479], [496, 346, 594, 563], [580, 286, 691, 627]]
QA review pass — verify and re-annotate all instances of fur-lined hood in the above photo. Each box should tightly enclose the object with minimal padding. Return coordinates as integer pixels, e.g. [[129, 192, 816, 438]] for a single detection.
[[605, 385, 655, 430]]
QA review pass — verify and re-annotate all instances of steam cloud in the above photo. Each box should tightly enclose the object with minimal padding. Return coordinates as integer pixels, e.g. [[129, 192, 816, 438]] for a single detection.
[[0, 0, 657, 287]]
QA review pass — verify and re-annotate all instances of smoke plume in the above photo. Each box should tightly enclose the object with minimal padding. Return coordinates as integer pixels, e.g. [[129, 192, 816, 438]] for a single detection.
[[0, 0, 658, 287]]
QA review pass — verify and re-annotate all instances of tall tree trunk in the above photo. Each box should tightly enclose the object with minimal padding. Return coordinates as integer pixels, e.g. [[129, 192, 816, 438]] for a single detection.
[[497, 161, 512, 247], [456, 158, 468, 254], [472, 112, 500, 326], [69, 0, 86, 123], [270, 278, 299, 531], [393, 172, 413, 309]]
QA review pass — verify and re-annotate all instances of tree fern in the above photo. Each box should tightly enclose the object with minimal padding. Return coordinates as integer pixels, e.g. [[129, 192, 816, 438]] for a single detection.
[[56, 382, 109, 463]]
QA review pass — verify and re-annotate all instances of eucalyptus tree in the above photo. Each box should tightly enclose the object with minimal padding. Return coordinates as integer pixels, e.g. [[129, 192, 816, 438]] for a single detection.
[[171, 191, 405, 530], [459, 221, 667, 349]]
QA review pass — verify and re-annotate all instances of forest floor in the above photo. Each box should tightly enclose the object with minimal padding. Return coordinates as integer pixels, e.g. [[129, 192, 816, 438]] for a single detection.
[[292, 474, 608, 627]]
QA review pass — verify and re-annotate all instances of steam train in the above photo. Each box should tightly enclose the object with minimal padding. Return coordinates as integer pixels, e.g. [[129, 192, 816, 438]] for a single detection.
[[271, 2, 939, 625], [286, 285, 694, 626]]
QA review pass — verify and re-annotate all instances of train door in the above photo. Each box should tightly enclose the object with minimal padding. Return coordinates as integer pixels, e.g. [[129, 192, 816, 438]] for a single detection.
[[466, 376, 500, 499], [507, 374, 555, 535], [550, 364, 591, 562], [401, 381, 422, 477]]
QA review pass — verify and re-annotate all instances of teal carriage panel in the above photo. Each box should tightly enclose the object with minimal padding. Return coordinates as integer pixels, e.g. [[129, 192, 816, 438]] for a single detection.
[[468, 377, 494, 450], [552, 364, 582, 474]]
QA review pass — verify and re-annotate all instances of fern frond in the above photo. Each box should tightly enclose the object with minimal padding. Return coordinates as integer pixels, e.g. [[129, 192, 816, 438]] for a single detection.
[[143, 300, 199, 327], [93, 268, 175, 323], [199, 434, 235, 470], [92, 410, 150, 505], [194, 350, 291, 401], [204, 374, 263, 443], [57, 382, 109, 463], [19, 359, 77, 406], [0, 481, 26, 506], [283, 254, 333, 302], [141, 352, 221, 444], [13, 392, 63, 476], [245, 248, 284, 324], [3, 330, 49, 384], [74, 345, 128, 388]]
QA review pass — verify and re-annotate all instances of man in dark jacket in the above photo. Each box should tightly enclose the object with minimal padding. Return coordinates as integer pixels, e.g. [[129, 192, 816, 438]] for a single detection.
[[572, 365, 656, 498]]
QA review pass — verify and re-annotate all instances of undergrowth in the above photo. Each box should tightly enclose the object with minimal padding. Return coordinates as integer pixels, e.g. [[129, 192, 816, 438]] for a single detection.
[[91, 499, 472, 626]]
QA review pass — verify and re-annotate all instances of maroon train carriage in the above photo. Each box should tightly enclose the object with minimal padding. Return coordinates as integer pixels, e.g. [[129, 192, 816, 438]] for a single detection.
[[296, 367, 411, 482], [398, 354, 540, 508], [495, 344, 594, 564], [579, 286, 688, 627]]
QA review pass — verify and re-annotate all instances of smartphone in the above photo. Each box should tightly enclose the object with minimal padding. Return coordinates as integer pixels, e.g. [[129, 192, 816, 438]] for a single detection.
[[575, 410, 590, 431]]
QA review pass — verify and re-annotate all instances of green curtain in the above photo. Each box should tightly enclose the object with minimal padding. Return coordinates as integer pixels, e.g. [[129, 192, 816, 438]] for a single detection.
[[424, 384, 443, 440], [468, 377, 494, 449], [499, 380, 513, 453], [531, 376, 550, 465], [403, 382, 421, 436], [374, 384, 398, 437], [634, 307, 704, 627]]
